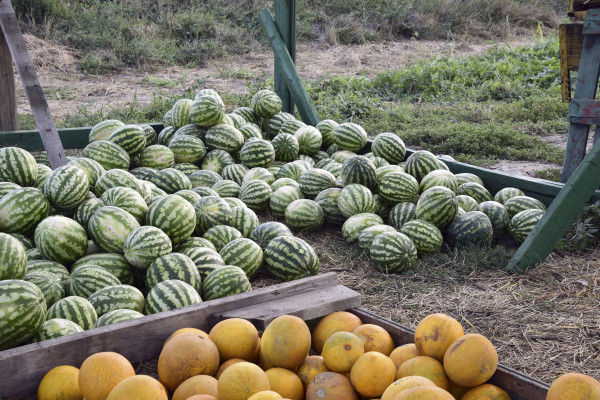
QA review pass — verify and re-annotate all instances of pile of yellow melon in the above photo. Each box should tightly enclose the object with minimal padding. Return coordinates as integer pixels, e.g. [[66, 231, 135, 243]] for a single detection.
[[37, 312, 600, 400]]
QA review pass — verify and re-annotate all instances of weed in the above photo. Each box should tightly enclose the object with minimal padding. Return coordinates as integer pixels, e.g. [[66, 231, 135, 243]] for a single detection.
[[533, 167, 562, 182]]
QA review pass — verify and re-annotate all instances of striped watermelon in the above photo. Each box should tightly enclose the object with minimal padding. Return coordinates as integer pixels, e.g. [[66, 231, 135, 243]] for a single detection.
[[266, 112, 295, 138], [220, 238, 264, 279], [285, 199, 324, 232], [33, 318, 83, 342], [264, 236, 319, 281], [195, 88, 224, 104], [240, 139, 276, 168], [169, 135, 206, 164], [194, 196, 233, 234], [508, 209, 545, 244], [315, 159, 341, 178], [176, 237, 217, 252], [379, 172, 419, 204], [314, 188, 346, 225], [271, 177, 300, 192], [415, 186, 458, 229], [504, 196, 547, 219], [34, 216, 88, 265], [456, 195, 479, 212], [357, 224, 397, 249], [316, 119, 339, 148], [455, 172, 484, 186], [277, 161, 307, 182], [0, 280, 47, 350], [331, 150, 357, 164], [173, 123, 207, 141], [89, 119, 124, 142], [242, 167, 276, 185], [171, 99, 194, 129], [25, 270, 64, 307], [93, 309, 144, 328], [34, 164, 52, 189], [370, 232, 417, 273], [0, 182, 20, 198], [205, 124, 245, 152], [250, 89, 282, 118], [27, 259, 69, 282], [340, 156, 378, 190], [447, 211, 494, 247], [123, 226, 172, 269], [405, 150, 443, 182], [203, 225, 243, 251], [477, 201, 509, 237], [376, 166, 404, 185], [233, 107, 260, 125], [163, 109, 173, 127], [66, 265, 121, 298], [239, 124, 263, 141], [294, 126, 323, 155], [221, 164, 249, 185], [82, 141, 130, 171], [71, 253, 133, 284], [150, 168, 192, 194], [270, 186, 304, 217], [89, 206, 141, 254], [173, 190, 201, 206], [0, 147, 38, 186], [202, 149, 235, 174], [223, 197, 246, 209], [192, 184, 219, 197], [366, 155, 389, 168], [190, 169, 223, 187], [43, 165, 90, 211], [95, 169, 140, 197], [0, 187, 50, 235], [227, 113, 246, 128], [100, 187, 148, 224], [373, 194, 393, 220], [341, 213, 384, 243], [26, 248, 44, 261], [250, 222, 293, 249], [371, 132, 406, 164], [239, 180, 272, 212], [130, 167, 158, 182], [231, 206, 259, 238], [272, 133, 300, 162], [279, 119, 306, 135], [180, 246, 224, 279], [419, 170, 458, 193], [145, 253, 201, 292], [338, 184, 375, 217], [145, 194, 196, 244], [202, 266, 252, 300], [334, 123, 367, 152], [68, 157, 106, 190], [34, 152, 50, 167], [9, 233, 34, 251], [456, 182, 492, 204], [145, 279, 202, 314], [108, 125, 147, 157], [158, 126, 177, 146], [190, 95, 226, 127], [298, 169, 336, 199], [494, 187, 525, 204], [399, 219, 443, 255], [46, 296, 97, 330], [139, 124, 158, 146]]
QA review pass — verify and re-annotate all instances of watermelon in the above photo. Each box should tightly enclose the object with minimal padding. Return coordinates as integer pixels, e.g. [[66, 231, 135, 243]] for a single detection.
[[212, 180, 241, 198], [277, 161, 307, 182], [230, 206, 259, 238], [220, 238, 264, 279], [227, 113, 245, 128], [455, 195, 479, 212], [89, 119, 124, 142], [294, 126, 323, 155], [171, 162, 202, 176], [338, 184, 375, 217], [0, 147, 38, 186], [399, 219, 443, 255], [272, 133, 300, 162], [93, 309, 144, 328], [27, 259, 69, 281], [34, 152, 50, 167], [494, 187, 525, 204], [33, 318, 83, 342], [34, 163, 52, 189], [100, 187, 148, 224], [180, 246, 225, 279], [373, 194, 393, 220], [89, 206, 141, 254], [340, 156, 378, 190], [285, 199, 324, 232], [146, 253, 201, 292], [280, 119, 306, 135], [419, 170, 458, 193], [174, 190, 202, 206], [0, 280, 47, 350], [123, 226, 172, 269], [163, 109, 173, 127], [316, 119, 339, 147], [332, 150, 357, 164], [242, 167, 276, 185], [173, 123, 207, 141], [405, 150, 443, 182], [221, 164, 249, 185], [194, 196, 233, 234], [158, 126, 177, 146], [195, 88, 224, 104], [334, 122, 367, 152], [71, 253, 133, 285], [176, 237, 217, 252], [82, 141, 130, 171], [415, 186, 458, 229], [139, 124, 158, 146], [456, 182, 492, 204], [171, 99, 194, 129], [43, 165, 90, 211], [9, 233, 34, 251], [34, 216, 88, 265], [270, 186, 304, 217], [508, 209, 545, 244], [190, 169, 223, 187], [108, 125, 146, 157], [202, 149, 235, 174], [190, 95, 226, 126], [250, 222, 293, 249], [314, 188, 346, 225], [341, 213, 384, 243], [233, 106, 259, 125], [239, 180, 272, 212], [250, 89, 282, 118], [46, 296, 97, 330], [95, 169, 141, 197], [239, 139, 275, 168], [150, 168, 192, 193], [223, 197, 246, 209], [297, 168, 335, 199], [145, 279, 202, 315], [130, 167, 158, 182], [202, 266, 251, 300], [379, 171, 419, 204], [271, 177, 300, 192], [264, 236, 319, 281], [26, 248, 44, 261], [68, 157, 106, 190], [66, 265, 121, 298], [24, 270, 64, 307], [357, 224, 397, 249], [0, 182, 21, 198], [0, 187, 50, 235], [239, 124, 263, 141], [203, 225, 243, 251], [88, 284, 144, 316], [447, 211, 494, 247], [266, 112, 295, 138], [370, 232, 417, 273], [477, 201, 509, 237], [205, 124, 245, 152], [145, 194, 196, 244], [169, 135, 207, 164], [504, 196, 547, 219], [365, 155, 389, 168], [455, 172, 484, 186], [371, 132, 406, 164]]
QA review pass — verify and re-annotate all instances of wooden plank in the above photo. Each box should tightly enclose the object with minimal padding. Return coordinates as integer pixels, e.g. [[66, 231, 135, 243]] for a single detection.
[[0, 272, 345, 398], [350, 309, 550, 400], [560, 25, 572, 103], [259, 8, 320, 126], [0, 29, 17, 131], [572, 0, 600, 11], [214, 284, 361, 330], [568, 97, 600, 124], [0, 0, 66, 169], [274, 0, 296, 114], [508, 137, 600, 273]]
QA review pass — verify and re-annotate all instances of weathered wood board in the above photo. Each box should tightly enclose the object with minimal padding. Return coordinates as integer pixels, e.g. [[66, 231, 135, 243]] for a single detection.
[[0, 29, 17, 131], [570, 0, 600, 12]]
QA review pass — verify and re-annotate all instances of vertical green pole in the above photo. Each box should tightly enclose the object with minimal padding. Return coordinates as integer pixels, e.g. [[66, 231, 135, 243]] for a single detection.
[[274, 0, 296, 114]]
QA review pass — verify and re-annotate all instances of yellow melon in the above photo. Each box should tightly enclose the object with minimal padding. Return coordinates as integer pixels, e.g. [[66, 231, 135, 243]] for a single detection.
[[546, 372, 600, 400], [261, 315, 311, 371], [163, 328, 209, 347], [380, 376, 437, 400], [218, 361, 271, 400], [38, 365, 83, 400], [395, 356, 449, 390], [158, 333, 220, 392], [387, 386, 454, 399], [413, 314, 463, 362], [247, 391, 283, 400], [352, 324, 395, 356], [447, 380, 469, 399], [461, 383, 510, 399], [265, 368, 304, 400], [259, 348, 274, 371], [321, 331, 365, 374], [78, 352, 135, 400], [172, 375, 218, 400], [312, 311, 363, 354], [106, 375, 167, 400], [305, 372, 359, 400], [209, 318, 260, 362], [350, 351, 396, 398], [297, 356, 330, 388], [217, 358, 247, 379], [389, 344, 421, 370], [442, 334, 497, 388], [184, 396, 218, 400]]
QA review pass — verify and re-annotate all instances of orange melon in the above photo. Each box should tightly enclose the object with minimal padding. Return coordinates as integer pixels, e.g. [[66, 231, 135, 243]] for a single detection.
[[261, 315, 311, 371], [217, 358, 247, 379], [78, 352, 135, 400], [158, 333, 220, 392], [443, 334, 497, 388], [389, 344, 421, 370], [247, 391, 283, 400], [185, 396, 218, 400], [461, 383, 511, 399], [217, 361, 270, 400], [297, 356, 330, 388], [172, 375, 218, 400], [163, 328, 209, 347], [321, 331, 365, 374], [546, 372, 600, 400], [352, 324, 395, 356], [209, 318, 260, 362], [38, 365, 83, 400], [312, 311, 363, 354], [413, 314, 464, 362], [305, 372, 359, 400], [265, 368, 304, 400], [387, 386, 454, 399], [395, 356, 449, 390], [349, 351, 396, 398], [106, 375, 167, 400], [380, 376, 437, 400]]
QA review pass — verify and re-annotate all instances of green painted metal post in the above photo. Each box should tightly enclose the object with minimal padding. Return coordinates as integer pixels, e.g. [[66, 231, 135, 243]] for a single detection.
[[259, 9, 320, 126], [507, 138, 600, 273], [274, 0, 296, 114]]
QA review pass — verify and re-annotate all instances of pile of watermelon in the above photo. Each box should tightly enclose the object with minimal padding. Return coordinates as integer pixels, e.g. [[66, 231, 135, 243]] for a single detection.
[[0, 88, 546, 351]]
